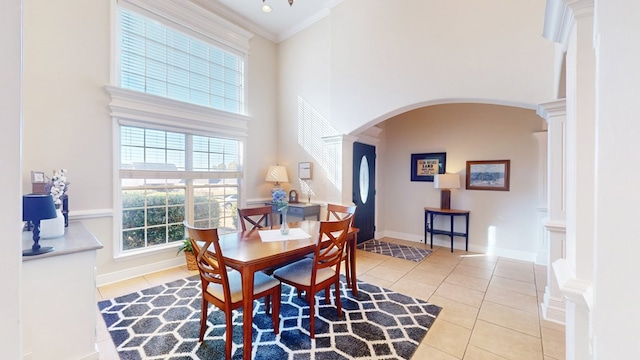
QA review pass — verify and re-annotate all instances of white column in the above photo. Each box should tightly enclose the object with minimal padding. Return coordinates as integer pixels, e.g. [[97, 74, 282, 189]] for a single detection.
[[321, 134, 358, 206], [537, 99, 567, 324], [562, 2, 596, 359], [592, 1, 640, 357], [533, 131, 548, 265], [543, 0, 595, 358], [0, 1, 24, 359]]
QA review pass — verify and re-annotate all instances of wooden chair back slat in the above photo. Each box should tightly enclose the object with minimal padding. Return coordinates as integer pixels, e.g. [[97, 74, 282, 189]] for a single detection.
[[237, 206, 273, 231]]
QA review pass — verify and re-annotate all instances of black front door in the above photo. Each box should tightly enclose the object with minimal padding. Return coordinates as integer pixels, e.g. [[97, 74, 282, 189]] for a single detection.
[[352, 142, 375, 243]]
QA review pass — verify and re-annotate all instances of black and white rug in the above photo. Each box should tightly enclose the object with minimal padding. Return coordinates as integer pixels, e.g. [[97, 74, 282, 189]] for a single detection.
[[358, 240, 432, 262], [98, 275, 441, 359]]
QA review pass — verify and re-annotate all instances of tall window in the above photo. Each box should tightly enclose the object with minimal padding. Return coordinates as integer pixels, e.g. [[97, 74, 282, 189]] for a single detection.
[[110, 3, 251, 255], [120, 126, 240, 252], [119, 8, 244, 112]]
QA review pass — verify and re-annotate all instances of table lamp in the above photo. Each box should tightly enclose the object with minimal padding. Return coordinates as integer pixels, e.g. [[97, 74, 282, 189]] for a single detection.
[[265, 165, 289, 192], [23, 194, 58, 256], [434, 174, 460, 210]]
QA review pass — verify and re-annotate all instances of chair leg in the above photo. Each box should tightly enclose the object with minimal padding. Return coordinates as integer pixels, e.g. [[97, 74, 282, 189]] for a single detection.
[[225, 308, 233, 359], [309, 292, 316, 339], [199, 299, 208, 342], [344, 258, 351, 287], [271, 285, 281, 334], [324, 288, 329, 303], [334, 280, 343, 318], [265, 294, 272, 315]]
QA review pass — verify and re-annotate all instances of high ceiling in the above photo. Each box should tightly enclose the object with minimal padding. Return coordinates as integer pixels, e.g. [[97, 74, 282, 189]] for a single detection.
[[203, 0, 343, 43]]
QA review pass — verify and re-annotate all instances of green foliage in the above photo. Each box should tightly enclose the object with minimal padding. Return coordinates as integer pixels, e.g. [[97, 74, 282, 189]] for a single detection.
[[176, 238, 193, 254], [121, 191, 220, 251]]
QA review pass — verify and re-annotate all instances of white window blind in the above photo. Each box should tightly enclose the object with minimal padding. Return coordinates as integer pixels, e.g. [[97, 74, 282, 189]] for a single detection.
[[119, 8, 245, 113]]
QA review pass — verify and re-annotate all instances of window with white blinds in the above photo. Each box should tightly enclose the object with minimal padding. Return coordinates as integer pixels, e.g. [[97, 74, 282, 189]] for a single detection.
[[120, 126, 241, 252], [112, 4, 249, 256], [119, 8, 244, 113]]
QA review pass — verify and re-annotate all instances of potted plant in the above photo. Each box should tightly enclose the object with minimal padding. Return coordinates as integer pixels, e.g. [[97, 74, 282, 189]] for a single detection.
[[177, 238, 198, 271]]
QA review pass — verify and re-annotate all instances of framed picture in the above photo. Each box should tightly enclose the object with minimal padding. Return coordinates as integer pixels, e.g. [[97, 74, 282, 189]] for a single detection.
[[410, 152, 446, 182], [298, 162, 312, 180], [466, 160, 511, 191], [31, 171, 45, 183]]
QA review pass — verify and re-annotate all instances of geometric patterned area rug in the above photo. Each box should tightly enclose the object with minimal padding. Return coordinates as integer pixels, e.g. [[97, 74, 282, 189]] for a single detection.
[[358, 239, 433, 262], [98, 275, 441, 359]]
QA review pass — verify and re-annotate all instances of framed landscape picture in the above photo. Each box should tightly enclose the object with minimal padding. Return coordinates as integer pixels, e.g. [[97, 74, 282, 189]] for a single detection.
[[410, 152, 446, 182], [466, 160, 511, 191]]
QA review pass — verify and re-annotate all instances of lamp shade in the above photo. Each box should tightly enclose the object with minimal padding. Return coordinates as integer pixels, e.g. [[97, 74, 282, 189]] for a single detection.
[[23, 194, 57, 222], [265, 165, 289, 184], [434, 174, 460, 189]]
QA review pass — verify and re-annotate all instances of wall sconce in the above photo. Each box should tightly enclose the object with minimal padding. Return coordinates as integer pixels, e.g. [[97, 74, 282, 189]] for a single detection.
[[265, 165, 289, 191], [434, 173, 460, 210]]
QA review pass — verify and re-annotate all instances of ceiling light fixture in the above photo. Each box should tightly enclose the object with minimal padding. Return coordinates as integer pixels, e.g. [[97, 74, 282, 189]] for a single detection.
[[262, 0, 295, 8]]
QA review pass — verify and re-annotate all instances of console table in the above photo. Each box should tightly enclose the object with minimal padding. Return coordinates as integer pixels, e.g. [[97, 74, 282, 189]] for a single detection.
[[266, 202, 321, 223], [424, 207, 470, 252], [22, 221, 103, 359]]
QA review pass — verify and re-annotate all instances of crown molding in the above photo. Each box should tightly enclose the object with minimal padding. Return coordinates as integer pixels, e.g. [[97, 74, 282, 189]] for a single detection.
[[542, 0, 594, 50]]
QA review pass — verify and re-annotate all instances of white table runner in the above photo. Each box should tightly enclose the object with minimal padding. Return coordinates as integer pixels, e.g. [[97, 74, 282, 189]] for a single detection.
[[258, 228, 311, 242]]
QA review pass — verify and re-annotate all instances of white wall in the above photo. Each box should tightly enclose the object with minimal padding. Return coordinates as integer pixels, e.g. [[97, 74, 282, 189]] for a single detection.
[[277, 0, 555, 252], [0, 0, 24, 358], [21, 0, 279, 284], [381, 104, 543, 259], [593, 1, 640, 357], [328, 0, 556, 134]]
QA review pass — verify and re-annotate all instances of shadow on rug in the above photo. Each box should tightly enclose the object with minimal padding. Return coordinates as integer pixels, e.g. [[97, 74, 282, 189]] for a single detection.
[[98, 275, 441, 359], [357, 239, 433, 262]]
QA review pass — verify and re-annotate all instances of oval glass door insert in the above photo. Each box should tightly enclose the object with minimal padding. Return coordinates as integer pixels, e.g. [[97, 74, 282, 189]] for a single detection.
[[359, 155, 369, 204]]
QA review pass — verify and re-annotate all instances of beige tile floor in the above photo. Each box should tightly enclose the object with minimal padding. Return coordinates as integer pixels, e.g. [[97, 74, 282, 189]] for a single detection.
[[96, 237, 565, 360]]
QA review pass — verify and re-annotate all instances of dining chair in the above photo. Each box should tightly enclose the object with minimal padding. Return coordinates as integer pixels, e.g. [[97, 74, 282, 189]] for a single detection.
[[273, 215, 353, 338], [237, 205, 273, 231], [184, 221, 281, 358], [325, 203, 357, 287]]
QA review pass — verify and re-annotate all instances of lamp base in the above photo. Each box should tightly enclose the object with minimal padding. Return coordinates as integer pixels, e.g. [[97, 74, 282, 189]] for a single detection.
[[23, 246, 55, 257], [440, 189, 451, 210]]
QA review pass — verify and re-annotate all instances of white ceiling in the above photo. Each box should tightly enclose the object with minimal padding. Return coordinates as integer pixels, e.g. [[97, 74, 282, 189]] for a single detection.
[[203, 0, 343, 43]]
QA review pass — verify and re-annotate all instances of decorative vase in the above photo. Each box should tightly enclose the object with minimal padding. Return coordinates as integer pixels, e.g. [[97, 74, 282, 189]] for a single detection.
[[40, 208, 65, 239], [280, 211, 289, 235]]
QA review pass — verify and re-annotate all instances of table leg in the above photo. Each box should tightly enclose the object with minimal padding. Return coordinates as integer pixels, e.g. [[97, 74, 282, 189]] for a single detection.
[[450, 215, 454, 252], [424, 210, 427, 244], [350, 233, 358, 297], [241, 267, 255, 360], [465, 213, 469, 251], [429, 213, 434, 249]]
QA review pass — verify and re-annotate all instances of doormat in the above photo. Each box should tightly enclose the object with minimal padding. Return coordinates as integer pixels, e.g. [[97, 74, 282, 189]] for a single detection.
[[358, 239, 432, 262], [98, 275, 441, 359]]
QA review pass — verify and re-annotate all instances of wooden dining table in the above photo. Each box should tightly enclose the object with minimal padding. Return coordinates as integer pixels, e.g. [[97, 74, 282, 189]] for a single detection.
[[215, 220, 359, 360]]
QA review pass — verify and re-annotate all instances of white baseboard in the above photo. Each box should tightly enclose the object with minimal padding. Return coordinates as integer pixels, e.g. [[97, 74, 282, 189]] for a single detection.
[[97, 257, 185, 287], [541, 288, 567, 324]]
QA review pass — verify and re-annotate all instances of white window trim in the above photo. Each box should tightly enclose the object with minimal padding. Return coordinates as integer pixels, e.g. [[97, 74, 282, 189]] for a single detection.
[[106, 85, 250, 138], [108, 0, 252, 259], [110, 0, 253, 116], [117, 0, 253, 55], [107, 86, 249, 259]]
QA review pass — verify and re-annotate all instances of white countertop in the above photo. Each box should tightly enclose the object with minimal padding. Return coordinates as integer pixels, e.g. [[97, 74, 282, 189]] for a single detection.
[[22, 221, 103, 261]]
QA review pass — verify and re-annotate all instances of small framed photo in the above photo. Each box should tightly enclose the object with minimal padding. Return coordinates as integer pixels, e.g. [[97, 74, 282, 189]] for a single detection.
[[410, 152, 446, 182], [298, 162, 312, 180], [466, 160, 511, 191], [31, 171, 46, 183]]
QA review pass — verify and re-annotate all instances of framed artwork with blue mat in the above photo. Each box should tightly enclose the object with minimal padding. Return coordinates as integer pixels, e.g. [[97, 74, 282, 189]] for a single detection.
[[98, 275, 441, 359]]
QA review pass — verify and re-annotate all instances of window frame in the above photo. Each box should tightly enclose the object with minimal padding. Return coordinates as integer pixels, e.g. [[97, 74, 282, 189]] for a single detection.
[[108, 0, 252, 259]]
